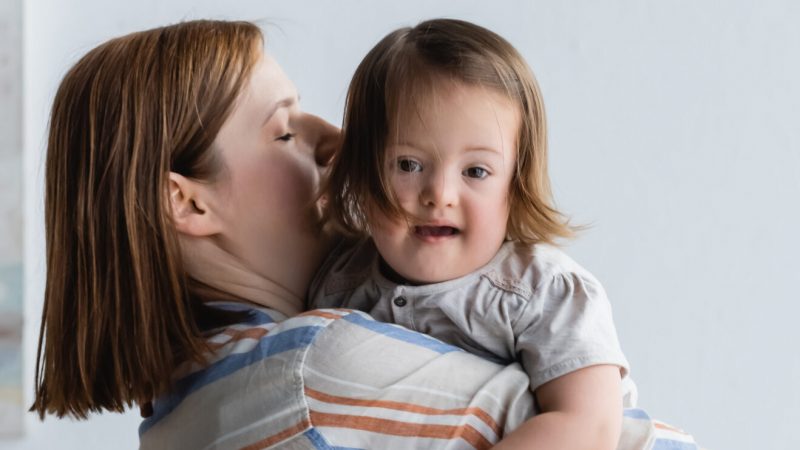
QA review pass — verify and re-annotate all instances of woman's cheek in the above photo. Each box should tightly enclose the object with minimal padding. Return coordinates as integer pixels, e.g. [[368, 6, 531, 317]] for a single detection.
[[267, 157, 318, 212]]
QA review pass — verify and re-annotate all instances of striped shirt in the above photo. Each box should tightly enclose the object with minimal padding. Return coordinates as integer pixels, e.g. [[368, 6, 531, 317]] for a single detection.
[[138, 303, 702, 449], [139, 304, 534, 449]]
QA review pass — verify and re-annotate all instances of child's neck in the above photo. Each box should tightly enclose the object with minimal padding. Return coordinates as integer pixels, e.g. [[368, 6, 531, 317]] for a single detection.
[[378, 257, 424, 286]]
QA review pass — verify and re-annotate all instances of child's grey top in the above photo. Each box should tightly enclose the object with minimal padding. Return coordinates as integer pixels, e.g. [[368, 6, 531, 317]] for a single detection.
[[309, 238, 631, 394]]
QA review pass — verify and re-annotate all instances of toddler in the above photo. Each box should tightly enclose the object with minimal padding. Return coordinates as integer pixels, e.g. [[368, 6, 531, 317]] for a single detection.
[[311, 19, 633, 449]]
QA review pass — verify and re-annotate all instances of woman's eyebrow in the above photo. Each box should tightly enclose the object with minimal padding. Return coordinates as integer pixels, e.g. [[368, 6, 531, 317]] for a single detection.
[[261, 96, 298, 126]]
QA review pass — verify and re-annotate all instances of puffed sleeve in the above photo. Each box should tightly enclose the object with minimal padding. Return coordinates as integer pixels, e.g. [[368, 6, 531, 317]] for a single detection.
[[512, 270, 629, 393]]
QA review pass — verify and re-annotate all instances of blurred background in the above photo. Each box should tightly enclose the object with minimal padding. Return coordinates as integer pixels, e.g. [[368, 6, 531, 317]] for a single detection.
[[2, 1, 798, 449]]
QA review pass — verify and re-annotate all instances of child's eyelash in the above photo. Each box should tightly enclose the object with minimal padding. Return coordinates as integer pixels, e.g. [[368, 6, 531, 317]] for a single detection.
[[276, 133, 295, 142], [463, 167, 490, 179], [397, 158, 422, 172]]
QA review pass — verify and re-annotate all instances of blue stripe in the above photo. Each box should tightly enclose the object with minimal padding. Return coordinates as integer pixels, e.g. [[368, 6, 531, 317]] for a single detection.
[[139, 325, 323, 435], [304, 428, 363, 450], [305, 428, 332, 449], [342, 312, 461, 354], [652, 439, 698, 450], [623, 408, 651, 420]]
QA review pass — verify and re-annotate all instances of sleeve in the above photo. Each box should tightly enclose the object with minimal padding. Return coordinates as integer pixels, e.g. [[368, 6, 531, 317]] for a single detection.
[[306, 240, 341, 309], [301, 309, 536, 448], [307, 238, 383, 312], [306, 237, 359, 310], [512, 270, 629, 393]]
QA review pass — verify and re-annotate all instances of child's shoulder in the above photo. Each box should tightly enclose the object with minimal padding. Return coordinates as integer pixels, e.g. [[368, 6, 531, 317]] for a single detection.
[[329, 235, 378, 272], [310, 236, 377, 297], [487, 240, 588, 279], [480, 241, 600, 298]]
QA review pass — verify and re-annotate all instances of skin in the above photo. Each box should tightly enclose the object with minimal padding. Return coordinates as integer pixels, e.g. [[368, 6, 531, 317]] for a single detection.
[[372, 82, 519, 284], [169, 55, 621, 449], [496, 366, 623, 450], [169, 51, 339, 317], [373, 80, 623, 450]]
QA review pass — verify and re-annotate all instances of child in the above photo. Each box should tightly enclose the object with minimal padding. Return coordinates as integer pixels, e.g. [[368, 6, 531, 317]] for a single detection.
[[310, 19, 633, 449]]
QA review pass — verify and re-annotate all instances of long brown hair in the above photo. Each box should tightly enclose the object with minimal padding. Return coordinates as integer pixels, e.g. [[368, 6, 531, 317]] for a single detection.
[[32, 20, 262, 419], [327, 18, 575, 245]]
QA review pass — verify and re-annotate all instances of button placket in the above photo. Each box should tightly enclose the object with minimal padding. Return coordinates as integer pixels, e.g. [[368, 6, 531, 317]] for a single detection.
[[390, 287, 414, 329]]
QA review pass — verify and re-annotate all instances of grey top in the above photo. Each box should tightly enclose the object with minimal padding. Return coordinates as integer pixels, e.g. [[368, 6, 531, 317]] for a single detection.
[[309, 238, 631, 395]]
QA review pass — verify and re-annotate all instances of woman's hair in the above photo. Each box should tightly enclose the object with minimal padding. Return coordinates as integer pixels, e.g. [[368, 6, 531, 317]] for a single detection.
[[32, 20, 263, 419], [326, 18, 574, 244]]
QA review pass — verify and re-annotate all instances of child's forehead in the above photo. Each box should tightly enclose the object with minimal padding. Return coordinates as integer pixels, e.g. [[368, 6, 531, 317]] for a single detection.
[[387, 80, 519, 135], [384, 85, 521, 164], [386, 77, 520, 125]]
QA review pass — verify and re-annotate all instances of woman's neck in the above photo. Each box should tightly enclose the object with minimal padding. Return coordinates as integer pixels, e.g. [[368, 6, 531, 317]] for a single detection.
[[180, 236, 306, 317]]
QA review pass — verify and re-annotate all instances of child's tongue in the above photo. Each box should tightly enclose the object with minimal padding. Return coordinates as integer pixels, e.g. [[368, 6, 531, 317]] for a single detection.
[[415, 226, 458, 237]]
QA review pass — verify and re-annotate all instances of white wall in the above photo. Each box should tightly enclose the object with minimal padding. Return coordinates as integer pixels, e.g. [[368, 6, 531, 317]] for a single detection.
[[9, 1, 799, 449]]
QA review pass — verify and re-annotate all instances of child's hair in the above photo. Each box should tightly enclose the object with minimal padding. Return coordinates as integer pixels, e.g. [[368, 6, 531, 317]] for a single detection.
[[326, 18, 574, 245], [33, 20, 261, 419]]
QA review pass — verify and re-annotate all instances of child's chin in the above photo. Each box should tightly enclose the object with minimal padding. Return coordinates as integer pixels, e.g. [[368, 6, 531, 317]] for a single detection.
[[411, 267, 466, 284]]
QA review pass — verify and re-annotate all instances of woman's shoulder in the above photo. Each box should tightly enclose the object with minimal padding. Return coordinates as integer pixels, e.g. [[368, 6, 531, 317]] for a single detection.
[[198, 303, 368, 370], [139, 303, 362, 449]]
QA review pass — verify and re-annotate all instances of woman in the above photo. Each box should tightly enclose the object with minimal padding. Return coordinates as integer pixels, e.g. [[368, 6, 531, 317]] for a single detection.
[[32, 20, 535, 449], [32, 19, 697, 450]]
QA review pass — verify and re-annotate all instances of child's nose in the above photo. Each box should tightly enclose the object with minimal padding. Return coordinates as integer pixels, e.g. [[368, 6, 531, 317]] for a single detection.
[[420, 170, 458, 208]]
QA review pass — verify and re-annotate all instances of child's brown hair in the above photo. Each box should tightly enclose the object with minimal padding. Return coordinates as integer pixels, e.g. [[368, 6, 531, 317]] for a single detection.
[[326, 18, 574, 245]]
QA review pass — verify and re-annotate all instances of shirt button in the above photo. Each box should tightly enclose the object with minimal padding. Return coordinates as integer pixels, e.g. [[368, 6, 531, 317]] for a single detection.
[[393, 296, 407, 307]]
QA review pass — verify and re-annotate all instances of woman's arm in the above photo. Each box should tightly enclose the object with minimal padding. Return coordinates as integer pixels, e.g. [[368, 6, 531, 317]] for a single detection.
[[492, 364, 623, 450], [142, 307, 537, 449]]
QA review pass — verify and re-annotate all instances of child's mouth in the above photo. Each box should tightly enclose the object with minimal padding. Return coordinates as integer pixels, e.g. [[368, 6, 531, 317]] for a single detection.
[[414, 225, 460, 238]]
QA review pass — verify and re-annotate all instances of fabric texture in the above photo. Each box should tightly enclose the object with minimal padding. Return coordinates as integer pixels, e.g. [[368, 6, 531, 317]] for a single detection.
[[309, 238, 632, 397], [138, 303, 701, 449], [139, 304, 534, 449]]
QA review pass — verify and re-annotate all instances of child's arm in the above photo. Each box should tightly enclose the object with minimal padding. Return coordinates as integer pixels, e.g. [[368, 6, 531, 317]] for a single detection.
[[492, 364, 623, 450]]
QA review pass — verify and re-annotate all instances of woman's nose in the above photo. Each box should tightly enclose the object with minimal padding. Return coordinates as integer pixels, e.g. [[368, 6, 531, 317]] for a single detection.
[[305, 114, 341, 167]]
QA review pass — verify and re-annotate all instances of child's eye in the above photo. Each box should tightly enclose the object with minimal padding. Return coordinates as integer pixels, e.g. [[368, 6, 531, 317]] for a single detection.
[[463, 167, 489, 179], [276, 133, 295, 142], [398, 158, 422, 173]]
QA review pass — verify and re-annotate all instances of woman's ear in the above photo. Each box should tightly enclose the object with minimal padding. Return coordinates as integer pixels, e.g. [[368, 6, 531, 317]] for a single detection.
[[168, 172, 222, 237]]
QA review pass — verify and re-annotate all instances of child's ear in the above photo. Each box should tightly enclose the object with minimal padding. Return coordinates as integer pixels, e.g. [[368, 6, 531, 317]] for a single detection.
[[168, 172, 222, 237]]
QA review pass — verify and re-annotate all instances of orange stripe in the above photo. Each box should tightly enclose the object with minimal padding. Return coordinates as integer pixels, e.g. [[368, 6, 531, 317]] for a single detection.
[[310, 410, 492, 450], [298, 310, 343, 320], [240, 418, 310, 450], [654, 421, 687, 434], [224, 327, 270, 340], [305, 387, 501, 437]]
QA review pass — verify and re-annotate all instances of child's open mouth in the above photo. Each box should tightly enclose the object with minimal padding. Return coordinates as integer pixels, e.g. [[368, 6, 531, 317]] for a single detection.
[[414, 225, 460, 238]]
